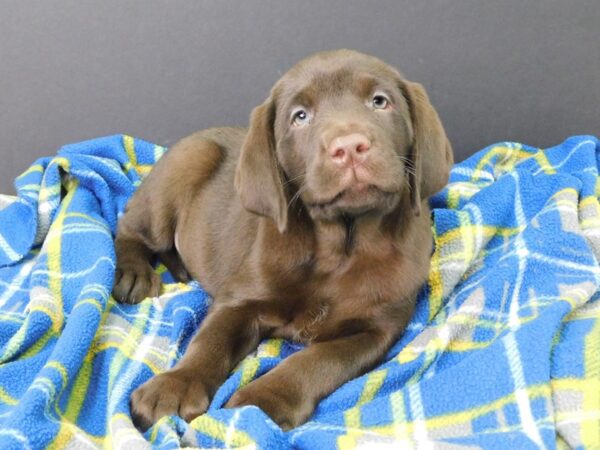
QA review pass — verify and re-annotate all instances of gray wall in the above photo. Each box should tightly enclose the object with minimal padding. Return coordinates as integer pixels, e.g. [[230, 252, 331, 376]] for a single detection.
[[1, 1, 599, 194]]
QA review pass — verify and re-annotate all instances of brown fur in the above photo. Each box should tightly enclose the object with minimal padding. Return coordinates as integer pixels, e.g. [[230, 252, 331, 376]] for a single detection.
[[113, 49, 453, 430]]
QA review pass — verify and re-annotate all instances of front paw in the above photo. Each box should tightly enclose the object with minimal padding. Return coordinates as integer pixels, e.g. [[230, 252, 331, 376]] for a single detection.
[[225, 378, 314, 430], [113, 262, 160, 304], [130, 369, 211, 431]]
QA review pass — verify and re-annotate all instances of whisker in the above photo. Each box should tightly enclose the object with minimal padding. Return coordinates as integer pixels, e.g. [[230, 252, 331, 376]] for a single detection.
[[283, 172, 307, 187], [287, 184, 307, 209], [398, 157, 417, 177]]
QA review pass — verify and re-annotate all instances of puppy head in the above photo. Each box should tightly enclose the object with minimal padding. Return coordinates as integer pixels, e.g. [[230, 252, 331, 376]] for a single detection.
[[235, 49, 453, 231]]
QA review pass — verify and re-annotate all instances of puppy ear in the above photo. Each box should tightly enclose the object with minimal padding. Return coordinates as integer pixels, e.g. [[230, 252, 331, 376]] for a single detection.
[[401, 81, 454, 216], [235, 99, 288, 233]]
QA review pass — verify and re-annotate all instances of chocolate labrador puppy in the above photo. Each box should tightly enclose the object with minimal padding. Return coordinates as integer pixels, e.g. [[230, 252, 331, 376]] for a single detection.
[[113, 49, 453, 430]]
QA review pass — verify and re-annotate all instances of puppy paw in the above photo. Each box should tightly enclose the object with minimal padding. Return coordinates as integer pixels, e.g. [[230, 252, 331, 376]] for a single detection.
[[113, 262, 160, 304], [225, 378, 313, 430], [172, 268, 192, 283], [130, 369, 211, 431], [167, 263, 191, 283], [158, 250, 192, 283]]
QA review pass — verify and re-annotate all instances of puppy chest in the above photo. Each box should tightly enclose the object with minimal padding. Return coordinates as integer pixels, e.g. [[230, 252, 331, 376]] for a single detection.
[[266, 273, 390, 344], [269, 300, 331, 343], [258, 245, 418, 343]]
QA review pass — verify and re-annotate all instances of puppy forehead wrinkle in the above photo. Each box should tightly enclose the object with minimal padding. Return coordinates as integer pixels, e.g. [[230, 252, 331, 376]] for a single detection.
[[281, 68, 355, 105], [283, 71, 400, 114], [289, 88, 317, 110], [354, 76, 379, 97], [280, 51, 407, 99]]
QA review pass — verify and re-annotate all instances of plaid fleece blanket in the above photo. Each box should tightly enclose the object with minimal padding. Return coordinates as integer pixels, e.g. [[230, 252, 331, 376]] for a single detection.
[[0, 134, 599, 449]]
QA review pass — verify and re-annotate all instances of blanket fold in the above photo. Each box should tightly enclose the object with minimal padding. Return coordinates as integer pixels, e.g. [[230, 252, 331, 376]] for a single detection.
[[0, 135, 598, 449]]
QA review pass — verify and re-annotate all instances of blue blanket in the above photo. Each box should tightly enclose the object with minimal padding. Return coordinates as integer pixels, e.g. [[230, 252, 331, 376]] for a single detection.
[[0, 135, 599, 449]]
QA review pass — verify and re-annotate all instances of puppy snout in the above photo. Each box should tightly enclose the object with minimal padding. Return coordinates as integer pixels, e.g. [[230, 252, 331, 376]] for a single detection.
[[328, 133, 371, 168]]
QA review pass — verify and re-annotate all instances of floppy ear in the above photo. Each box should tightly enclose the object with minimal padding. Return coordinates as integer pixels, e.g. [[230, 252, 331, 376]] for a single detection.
[[235, 99, 289, 233], [401, 81, 454, 216]]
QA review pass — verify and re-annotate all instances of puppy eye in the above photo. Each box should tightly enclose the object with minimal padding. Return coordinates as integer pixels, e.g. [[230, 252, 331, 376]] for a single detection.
[[292, 108, 311, 127], [371, 93, 390, 110]]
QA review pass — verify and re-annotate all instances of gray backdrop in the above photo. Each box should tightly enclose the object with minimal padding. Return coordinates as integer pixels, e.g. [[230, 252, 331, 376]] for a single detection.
[[1, 1, 599, 194]]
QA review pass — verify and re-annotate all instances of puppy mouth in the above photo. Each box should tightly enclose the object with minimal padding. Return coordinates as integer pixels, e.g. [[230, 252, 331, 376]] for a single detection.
[[306, 184, 395, 214]]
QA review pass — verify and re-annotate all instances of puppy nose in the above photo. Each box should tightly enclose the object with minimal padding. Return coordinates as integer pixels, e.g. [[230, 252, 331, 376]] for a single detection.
[[328, 133, 371, 167]]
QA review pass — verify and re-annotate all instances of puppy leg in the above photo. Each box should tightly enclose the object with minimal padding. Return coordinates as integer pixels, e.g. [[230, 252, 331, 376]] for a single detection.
[[112, 185, 172, 304], [158, 248, 191, 283], [113, 235, 161, 304], [130, 301, 261, 430], [225, 328, 395, 430], [113, 135, 223, 303]]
